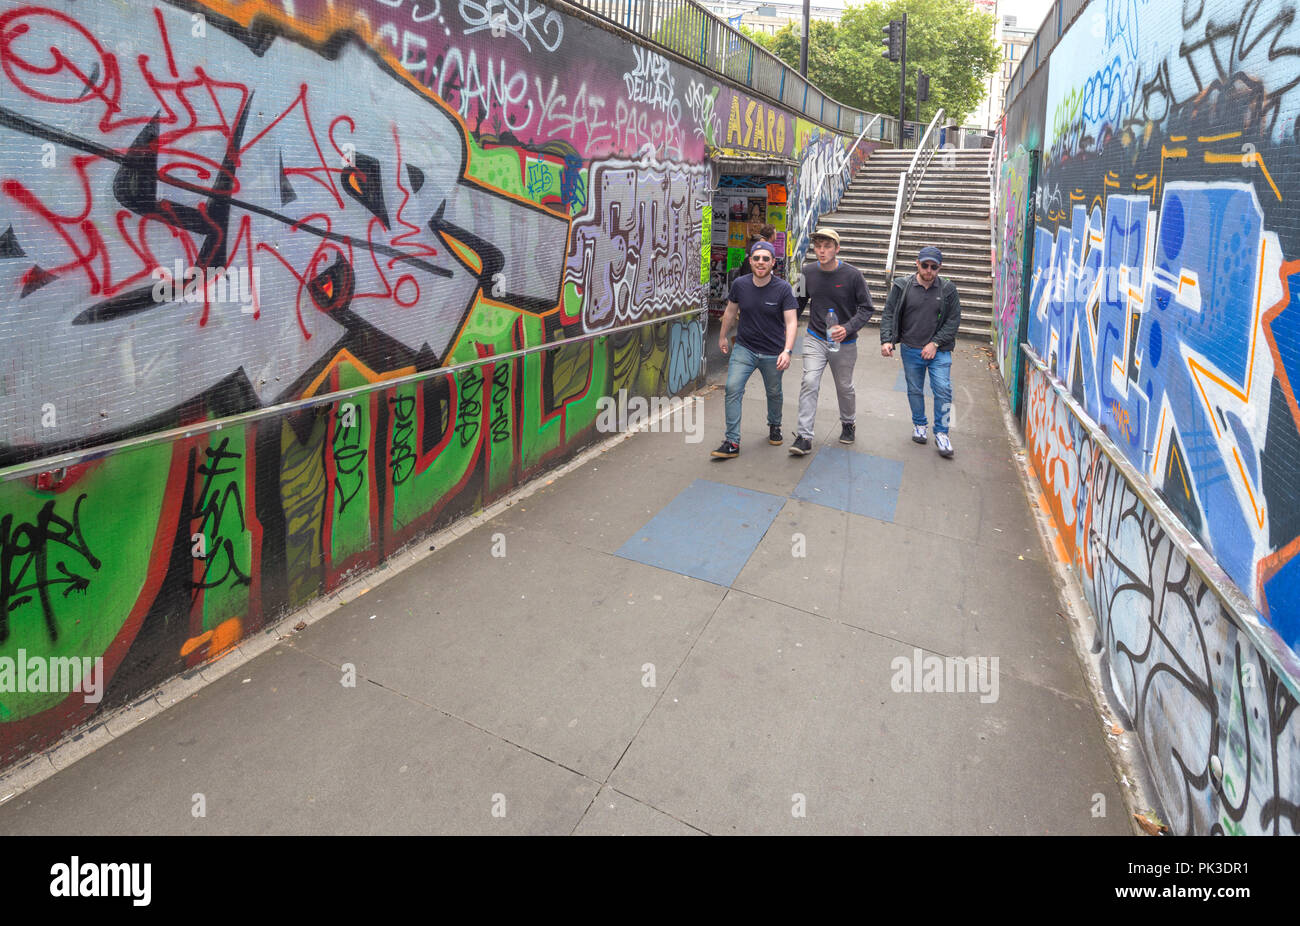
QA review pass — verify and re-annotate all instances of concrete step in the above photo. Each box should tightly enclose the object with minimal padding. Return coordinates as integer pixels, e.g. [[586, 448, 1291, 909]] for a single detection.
[[908, 206, 989, 220], [899, 224, 991, 240], [858, 318, 995, 341], [827, 251, 992, 275], [912, 190, 989, 202], [839, 195, 900, 206]]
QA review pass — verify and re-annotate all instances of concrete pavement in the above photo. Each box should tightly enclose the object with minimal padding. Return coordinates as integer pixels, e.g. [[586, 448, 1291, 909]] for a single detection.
[[0, 321, 1137, 835]]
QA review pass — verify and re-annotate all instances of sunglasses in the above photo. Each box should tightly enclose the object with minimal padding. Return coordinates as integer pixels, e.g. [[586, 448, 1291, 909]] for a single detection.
[[919, 261, 940, 270], [751, 254, 773, 262]]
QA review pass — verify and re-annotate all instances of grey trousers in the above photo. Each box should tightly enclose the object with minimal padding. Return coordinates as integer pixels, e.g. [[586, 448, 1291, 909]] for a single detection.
[[796, 335, 857, 439]]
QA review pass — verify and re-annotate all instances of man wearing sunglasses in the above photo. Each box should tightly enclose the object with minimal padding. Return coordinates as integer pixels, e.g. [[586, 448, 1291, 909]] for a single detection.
[[879, 246, 962, 458], [712, 240, 799, 458]]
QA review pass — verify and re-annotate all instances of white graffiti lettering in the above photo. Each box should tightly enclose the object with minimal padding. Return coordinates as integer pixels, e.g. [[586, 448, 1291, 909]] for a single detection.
[[623, 47, 679, 121], [459, 0, 563, 52]]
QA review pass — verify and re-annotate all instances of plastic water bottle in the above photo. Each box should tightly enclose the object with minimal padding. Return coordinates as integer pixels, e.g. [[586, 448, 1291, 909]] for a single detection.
[[826, 308, 840, 352]]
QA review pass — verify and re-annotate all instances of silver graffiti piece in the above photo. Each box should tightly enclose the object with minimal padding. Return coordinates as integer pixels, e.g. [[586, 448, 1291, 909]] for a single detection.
[[0, 0, 566, 450], [563, 150, 707, 333]]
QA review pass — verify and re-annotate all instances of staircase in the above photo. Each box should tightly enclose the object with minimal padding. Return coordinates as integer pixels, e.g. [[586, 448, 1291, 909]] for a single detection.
[[809, 147, 993, 338]]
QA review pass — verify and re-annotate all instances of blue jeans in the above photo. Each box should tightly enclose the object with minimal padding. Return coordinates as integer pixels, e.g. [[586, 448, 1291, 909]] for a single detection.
[[900, 345, 953, 433], [724, 341, 783, 443]]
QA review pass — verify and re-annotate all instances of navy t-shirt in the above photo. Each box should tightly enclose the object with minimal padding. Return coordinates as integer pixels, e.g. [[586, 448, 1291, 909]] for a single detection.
[[729, 274, 797, 355]]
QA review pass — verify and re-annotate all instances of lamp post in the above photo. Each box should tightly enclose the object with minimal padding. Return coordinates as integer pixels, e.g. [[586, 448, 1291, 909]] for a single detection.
[[800, 0, 810, 76]]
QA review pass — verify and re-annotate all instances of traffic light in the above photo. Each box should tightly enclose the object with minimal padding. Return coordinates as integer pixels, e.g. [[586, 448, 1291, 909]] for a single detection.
[[881, 20, 901, 62], [918, 72, 930, 102]]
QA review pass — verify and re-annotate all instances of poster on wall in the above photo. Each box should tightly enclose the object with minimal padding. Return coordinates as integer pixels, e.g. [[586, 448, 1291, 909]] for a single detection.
[[712, 196, 729, 245]]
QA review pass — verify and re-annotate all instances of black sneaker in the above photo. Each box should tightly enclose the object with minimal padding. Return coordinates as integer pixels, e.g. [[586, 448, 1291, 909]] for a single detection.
[[789, 436, 812, 456], [839, 422, 856, 444], [769, 425, 783, 445], [711, 440, 740, 459]]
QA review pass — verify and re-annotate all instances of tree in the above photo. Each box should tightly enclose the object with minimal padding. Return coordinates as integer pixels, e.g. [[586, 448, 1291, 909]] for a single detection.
[[745, 0, 998, 126], [652, 5, 710, 65]]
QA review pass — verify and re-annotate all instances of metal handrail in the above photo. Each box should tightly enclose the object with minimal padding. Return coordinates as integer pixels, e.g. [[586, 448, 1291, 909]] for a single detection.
[[559, 0, 895, 139], [883, 171, 908, 282], [906, 109, 944, 173], [846, 114, 882, 162], [883, 109, 944, 280], [902, 108, 945, 213], [987, 131, 1001, 277], [1020, 344, 1300, 701], [0, 305, 709, 483]]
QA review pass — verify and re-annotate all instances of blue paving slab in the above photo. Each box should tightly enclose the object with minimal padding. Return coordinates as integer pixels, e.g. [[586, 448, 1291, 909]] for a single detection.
[[615, 479, 786, 587], [894, 368, 933, 393], [791, 446, 904, 522]]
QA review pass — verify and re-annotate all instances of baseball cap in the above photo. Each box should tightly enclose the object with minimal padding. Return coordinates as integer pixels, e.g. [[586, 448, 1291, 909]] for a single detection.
[[917, 246, 943, 265], [811, 228, 841, 245], [750, 241, 777, 258]]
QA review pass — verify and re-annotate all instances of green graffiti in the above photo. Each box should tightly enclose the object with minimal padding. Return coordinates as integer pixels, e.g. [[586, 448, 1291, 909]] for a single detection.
[[193, 429, 253, 631], [280, 415, 328, 607], [701, 203, 712, 285], [465, 142, 526, 194], [0, 445, 170, 721], [389, 373, 480, 532], [330, 365, 376, 565]]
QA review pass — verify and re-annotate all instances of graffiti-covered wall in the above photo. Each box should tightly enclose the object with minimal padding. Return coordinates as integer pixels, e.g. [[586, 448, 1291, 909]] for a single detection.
[[0, 0, 869, 767], [991, 145, 1034, 412], [1025, 363, 1300, 835], [1024, 0, 1300, 652], [994, 0, 1300, 833]]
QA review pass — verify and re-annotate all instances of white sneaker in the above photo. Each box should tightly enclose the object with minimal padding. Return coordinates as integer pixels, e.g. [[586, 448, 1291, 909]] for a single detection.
[[912, 424, 927, 444], [935, 433, 954, 458]]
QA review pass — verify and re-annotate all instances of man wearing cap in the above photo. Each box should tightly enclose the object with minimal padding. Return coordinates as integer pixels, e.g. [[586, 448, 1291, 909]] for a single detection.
[[879, 246, 962, 458], [732, 224, 778, 284], [789, 227, 873, 455], [712, 239, 799, 459]]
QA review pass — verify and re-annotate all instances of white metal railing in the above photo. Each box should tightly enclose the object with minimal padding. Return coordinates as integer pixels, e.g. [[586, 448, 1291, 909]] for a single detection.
[[883, 171, 908, 286], [987, 129, 1002, 276], [559, 0, 896, 139], [847, 114, 883, 162], [884, 109, 944, 280]]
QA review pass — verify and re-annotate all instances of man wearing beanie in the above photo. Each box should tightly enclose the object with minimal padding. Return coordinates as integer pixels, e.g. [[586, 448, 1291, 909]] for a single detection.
[[712, 240, 799, 458], [879, 246, 962, 458], [789, 227, 873, 455]]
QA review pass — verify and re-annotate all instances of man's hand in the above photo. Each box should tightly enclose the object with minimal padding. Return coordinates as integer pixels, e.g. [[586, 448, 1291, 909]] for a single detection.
[[829, 324, 847, 342], [922, 342, 937, 360], [720, 334, 730, 355], [881, 342, 895, 358], [776, 349, 791, 371]]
